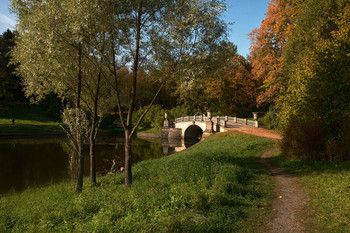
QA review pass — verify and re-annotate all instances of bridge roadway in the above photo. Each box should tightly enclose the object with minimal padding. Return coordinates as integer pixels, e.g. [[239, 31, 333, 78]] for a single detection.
[[225, 122, 282, 140]]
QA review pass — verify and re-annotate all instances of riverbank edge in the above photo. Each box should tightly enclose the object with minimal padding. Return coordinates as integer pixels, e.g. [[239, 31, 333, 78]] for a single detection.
[[135, 132, 161, 139]]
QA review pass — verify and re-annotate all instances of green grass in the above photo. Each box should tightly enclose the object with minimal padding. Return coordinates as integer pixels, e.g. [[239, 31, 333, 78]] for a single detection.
[[0, 133, 276, 232], [0, 104, 62, 133], [268, 151, 350, 232], [136, 127, 161, 134]]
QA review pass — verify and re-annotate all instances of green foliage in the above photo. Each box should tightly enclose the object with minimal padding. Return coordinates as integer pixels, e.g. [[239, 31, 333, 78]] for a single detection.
[[269, 150, 350, 232], [37, 93, 63, 119], [175, 41, 241, 113], [61, 107, 90, 146], [0, 29, 25, 110], [133, 105, 165, 129], [167, 105, 193, 122], [280, 0, 350, 124], [0, 133, 275, 232], [133, 104, 196, 130], [276, 0, 350, 160], [260, 106, 281, 130]]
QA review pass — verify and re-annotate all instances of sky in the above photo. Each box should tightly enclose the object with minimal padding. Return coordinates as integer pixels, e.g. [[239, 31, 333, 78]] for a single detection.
[[0, 0, 270, 57]]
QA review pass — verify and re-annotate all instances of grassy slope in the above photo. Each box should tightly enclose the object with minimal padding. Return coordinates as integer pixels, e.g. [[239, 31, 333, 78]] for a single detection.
[[0, 133, 276, 232], [136, 127, 161, 134], [269, 151, 350, 232], [0, 104, 61, 133]]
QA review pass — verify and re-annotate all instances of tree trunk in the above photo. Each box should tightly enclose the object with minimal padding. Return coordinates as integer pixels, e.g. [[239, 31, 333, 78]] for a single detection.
[[75, 44, 84, 193], [123, 0, 143, 187], [89, 71, 101, 185], [124, 128, 132, 187], [89, 116, 96, 185]]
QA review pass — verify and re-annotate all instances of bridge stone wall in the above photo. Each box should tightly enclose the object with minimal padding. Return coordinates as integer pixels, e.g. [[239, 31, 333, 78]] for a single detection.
[[161, 127, 182, 139], [175, 121, 207, 137]]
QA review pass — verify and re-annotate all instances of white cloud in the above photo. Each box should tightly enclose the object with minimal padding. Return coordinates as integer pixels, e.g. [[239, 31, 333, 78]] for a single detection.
[[0, 13, 16, 30]]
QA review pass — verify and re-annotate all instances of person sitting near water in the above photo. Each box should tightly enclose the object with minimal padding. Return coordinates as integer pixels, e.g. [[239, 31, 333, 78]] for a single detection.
[[110, 159, 125, 173]]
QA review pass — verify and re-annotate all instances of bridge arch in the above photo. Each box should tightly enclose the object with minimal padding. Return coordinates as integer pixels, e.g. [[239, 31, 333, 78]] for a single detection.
[[174, 121, 207, 137], [184, 125, 203, 139]]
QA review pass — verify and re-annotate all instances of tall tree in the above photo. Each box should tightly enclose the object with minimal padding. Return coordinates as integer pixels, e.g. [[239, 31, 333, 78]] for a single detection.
[[249, 0, 304, 107], [174, 41, 237, 113], [205, 54, 256, 116], [11, 0, 113, 191], [0, 29, 24, 110], [278, 0, 350, 160], [98, 0, 227, 187], [279, 0, 350, 124]]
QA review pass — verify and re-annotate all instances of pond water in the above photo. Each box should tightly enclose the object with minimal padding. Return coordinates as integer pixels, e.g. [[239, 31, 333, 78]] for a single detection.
[[0, 135, 199, 194]]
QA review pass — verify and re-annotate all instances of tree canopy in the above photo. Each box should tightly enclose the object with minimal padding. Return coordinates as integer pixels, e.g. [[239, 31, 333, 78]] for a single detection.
[[0, 29, 24, 110]]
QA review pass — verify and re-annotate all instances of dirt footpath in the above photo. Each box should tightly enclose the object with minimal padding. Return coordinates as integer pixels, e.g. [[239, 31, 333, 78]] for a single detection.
[[261, 149, 310, 233], [225, 124, 310, 232], [225, 122, 282, 140]]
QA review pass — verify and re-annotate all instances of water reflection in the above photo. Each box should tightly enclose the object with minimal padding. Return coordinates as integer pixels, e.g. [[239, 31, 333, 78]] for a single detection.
[[0, 135, 200, 194]]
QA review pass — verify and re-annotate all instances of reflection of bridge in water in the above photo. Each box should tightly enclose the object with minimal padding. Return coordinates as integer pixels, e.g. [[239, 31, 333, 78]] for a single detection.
[[161, 137, 201, 155]]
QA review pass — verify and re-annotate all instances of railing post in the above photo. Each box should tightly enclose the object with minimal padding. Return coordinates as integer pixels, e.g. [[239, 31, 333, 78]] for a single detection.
[[224, 116, 228, 127], [244, 119, 247, 125], [255, 120, 259, 128], [208, 112, 213, 133], [200, 114, 203, 121], [234, 117, 237, 123], [214, 116, 220, 132]]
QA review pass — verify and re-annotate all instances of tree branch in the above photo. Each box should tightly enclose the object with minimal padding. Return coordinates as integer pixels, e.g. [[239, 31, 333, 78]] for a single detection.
[[130, 79, 166, 137]]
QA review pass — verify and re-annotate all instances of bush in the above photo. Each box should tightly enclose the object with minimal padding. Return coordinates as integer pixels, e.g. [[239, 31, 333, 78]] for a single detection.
[[325, 113, 350, 161], [260, 106, 280, 130], [281, 120, 327, 160], [282, 111, 350, 161]]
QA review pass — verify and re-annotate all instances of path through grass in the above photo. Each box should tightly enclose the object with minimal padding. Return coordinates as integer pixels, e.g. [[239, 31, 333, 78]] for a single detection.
[[269, 151, 350, 232]]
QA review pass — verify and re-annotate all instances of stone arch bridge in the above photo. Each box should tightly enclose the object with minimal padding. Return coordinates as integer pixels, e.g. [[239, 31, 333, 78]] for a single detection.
[[161, 114, 259, 139]]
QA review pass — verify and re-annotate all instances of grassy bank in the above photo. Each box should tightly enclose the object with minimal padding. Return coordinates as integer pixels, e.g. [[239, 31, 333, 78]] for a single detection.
[[136, 127, 161, 134], [0, 104, 62, 133], [0, 133, 276, 232], [269, 151, 350, 232]]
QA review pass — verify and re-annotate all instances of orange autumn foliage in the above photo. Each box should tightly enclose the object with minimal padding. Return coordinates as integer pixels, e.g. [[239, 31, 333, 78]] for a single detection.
[[205, 55, 256, 115], [249, 0, 304, 107]]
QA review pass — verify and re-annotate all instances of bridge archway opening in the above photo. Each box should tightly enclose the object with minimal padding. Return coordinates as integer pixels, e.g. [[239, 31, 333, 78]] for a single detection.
[[184, 125, 203, 148]]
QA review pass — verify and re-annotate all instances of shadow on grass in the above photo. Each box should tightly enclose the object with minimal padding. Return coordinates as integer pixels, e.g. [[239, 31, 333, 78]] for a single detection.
[[267, 151, 350, 177]]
